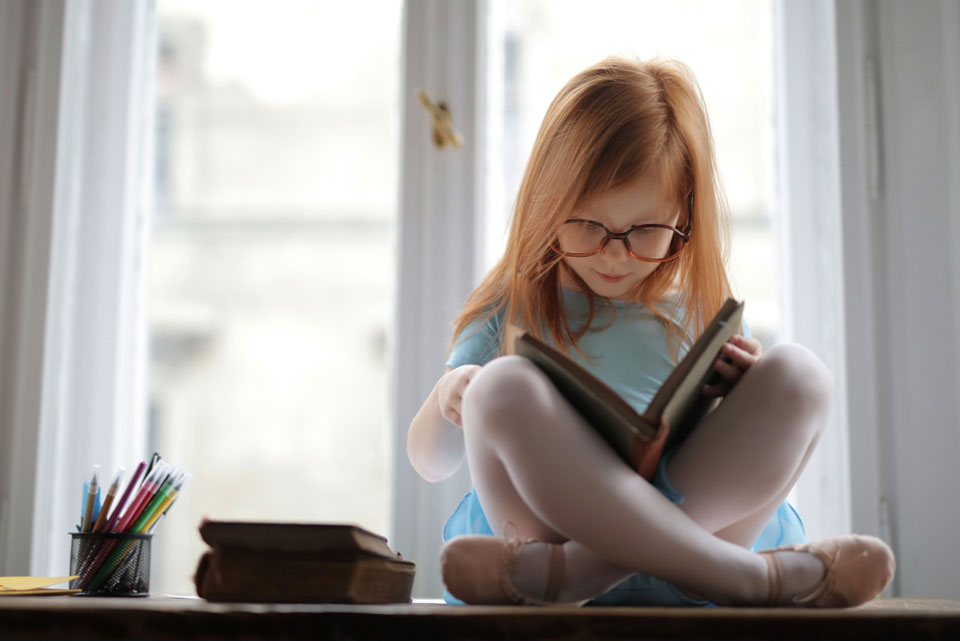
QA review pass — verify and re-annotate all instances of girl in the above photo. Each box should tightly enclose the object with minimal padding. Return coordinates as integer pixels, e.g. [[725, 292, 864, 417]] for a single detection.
[[407, 57, 894, 607]]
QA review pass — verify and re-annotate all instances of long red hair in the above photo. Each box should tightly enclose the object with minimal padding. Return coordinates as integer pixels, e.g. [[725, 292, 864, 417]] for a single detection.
[[451, 57, 734, 361]]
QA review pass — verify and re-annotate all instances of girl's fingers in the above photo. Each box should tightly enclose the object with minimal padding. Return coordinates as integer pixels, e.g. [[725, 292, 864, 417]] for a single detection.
[[442, 406, 462, 426], [720, 341, 758, 370], [459, 365, 482, 392], [711, 356, 741, 381], [730, 334, 762, 357], [705, 337, 761, 397], [702, 381, 731, 397]]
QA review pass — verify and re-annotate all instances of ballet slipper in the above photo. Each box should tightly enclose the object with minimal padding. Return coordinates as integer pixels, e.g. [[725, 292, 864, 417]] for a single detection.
[[440, 523, 587, 607], [760, 534, 896, 607]]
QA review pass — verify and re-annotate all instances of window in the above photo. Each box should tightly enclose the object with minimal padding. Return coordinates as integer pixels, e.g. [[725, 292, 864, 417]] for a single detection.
[[149, 0, 401, 594]]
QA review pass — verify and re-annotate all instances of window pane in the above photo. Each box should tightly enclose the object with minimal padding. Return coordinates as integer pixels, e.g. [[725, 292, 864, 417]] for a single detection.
[[150, 0, 400, 594], [487, 0, 780, 344]]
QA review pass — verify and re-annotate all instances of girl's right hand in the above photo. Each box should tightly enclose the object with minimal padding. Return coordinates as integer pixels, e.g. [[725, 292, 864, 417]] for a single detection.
[[437, 365, 482, 428]]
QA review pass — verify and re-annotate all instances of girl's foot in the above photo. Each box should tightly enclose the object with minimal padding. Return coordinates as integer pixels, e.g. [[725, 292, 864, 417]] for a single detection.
[[440, 533, 587, 606], [760, 535, 896, 607]]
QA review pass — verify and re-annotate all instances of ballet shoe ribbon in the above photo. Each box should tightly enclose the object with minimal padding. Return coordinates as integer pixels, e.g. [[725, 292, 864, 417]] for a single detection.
[[634, 416, 669, 481]]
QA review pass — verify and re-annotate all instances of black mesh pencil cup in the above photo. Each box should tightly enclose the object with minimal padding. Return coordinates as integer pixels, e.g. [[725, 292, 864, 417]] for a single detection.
[[69, 532, 152, 596]]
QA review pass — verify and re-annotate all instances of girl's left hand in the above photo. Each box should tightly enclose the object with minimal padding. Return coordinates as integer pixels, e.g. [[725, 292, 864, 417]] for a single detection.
[[702, 334, 762, 398]]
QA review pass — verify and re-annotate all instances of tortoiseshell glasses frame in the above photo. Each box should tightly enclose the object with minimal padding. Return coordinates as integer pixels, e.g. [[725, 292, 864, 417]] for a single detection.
[[552, 193, 694, 263]]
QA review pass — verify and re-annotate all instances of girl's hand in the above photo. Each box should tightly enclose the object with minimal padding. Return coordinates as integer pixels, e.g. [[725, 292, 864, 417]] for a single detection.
[[437, 365, 482, 427], [702, 334, 762, 398]]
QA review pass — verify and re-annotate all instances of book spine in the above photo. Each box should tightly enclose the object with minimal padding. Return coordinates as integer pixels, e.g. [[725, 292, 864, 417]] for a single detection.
[[632, 417, 669, 481]]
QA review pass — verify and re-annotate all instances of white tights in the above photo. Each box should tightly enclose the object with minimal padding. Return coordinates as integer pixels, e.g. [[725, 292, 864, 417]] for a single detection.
[[459, 343, 834, 605]]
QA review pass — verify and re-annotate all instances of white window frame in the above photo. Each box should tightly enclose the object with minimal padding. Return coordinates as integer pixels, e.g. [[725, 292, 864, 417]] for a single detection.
[[391, 0, 856, 598], [5, 0, 956, 600], [836, 0, 960, 598], [773, 0, 851, 542], [0, 0, 153, 575], [391, 0, 488, 599]]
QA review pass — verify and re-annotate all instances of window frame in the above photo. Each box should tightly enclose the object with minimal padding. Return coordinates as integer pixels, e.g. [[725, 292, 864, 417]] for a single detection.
[[0, 0, 154, 575], [391, 0, 488, 599], [773, 0, 852, 542], [14, 0, 954, 599]]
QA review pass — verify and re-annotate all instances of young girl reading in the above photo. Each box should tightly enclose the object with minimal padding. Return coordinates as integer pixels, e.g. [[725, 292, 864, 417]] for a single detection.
[[407, 57, 895, 607]]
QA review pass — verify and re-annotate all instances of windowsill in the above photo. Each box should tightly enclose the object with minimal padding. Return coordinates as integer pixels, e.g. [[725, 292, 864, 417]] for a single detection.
[[0, 595, 957, 640]]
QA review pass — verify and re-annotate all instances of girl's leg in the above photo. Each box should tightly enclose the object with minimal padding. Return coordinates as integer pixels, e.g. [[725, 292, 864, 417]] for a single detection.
[[457, 416, 633, 601], [662, 342, 833, 599], [460, 355, 771, 605], [667, 342, 833, 545], [458, 343, 834, 605]]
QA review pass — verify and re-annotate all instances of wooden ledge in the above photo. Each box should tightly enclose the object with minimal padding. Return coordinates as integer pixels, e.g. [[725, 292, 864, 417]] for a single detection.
[[0, 596, 957, 640]]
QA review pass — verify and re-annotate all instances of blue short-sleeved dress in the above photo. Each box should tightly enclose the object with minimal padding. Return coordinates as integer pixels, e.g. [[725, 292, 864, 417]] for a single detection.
[[441, 290, 807, 606]]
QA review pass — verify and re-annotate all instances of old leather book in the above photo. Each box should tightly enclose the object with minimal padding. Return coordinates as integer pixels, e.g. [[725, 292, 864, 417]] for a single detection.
[[195, 520, 415, 604]]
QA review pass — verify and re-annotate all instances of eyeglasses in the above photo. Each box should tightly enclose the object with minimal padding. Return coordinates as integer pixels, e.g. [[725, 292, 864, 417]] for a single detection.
[[552, 193, 693, 263]]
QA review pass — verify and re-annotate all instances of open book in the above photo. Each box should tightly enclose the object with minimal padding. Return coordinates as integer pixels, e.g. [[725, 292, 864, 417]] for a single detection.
[[505, 297, 744, 480]]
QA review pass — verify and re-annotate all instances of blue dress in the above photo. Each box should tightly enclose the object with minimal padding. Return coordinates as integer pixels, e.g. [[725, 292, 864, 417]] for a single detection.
[[442, 291, 807, 606]]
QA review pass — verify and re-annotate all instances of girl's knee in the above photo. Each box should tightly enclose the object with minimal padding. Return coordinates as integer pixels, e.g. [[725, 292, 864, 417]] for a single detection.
[[461, 355, 552, 437], [758, 343, 834, 416]]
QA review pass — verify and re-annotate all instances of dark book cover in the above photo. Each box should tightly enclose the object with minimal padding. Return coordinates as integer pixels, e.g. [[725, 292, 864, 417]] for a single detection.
[[195, 549, 416, 604], [195, 521, 416, 604], [507, 297, 744, 477], [198, 520, 401, 559]]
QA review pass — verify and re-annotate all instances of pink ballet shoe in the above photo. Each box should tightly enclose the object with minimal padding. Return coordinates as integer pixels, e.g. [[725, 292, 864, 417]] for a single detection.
[[760, 534, 896, 607], [440, 524, 586, 607]]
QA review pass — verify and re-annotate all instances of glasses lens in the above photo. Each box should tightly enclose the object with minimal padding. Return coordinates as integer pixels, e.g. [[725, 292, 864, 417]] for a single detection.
[[627, 226, 678, 260], [557, 220, 607, 254]]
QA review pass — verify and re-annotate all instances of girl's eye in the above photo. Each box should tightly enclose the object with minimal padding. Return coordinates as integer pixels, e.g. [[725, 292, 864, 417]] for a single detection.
[[581, 220, 605, 230]]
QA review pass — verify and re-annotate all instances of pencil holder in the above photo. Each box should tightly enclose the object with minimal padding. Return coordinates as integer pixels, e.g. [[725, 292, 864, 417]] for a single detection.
[[69, 532, 152, 596]]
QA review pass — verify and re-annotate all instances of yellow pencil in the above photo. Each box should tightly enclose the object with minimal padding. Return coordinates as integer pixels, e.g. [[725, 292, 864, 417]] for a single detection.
[[140, 472, 189, 533]]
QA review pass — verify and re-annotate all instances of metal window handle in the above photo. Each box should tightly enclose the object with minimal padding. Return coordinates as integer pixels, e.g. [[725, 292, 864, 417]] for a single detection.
[[415, 89, 464, 149]]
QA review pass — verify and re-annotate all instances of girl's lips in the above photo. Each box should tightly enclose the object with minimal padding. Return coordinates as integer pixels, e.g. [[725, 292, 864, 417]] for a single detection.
[[596, 271, 628, 283]]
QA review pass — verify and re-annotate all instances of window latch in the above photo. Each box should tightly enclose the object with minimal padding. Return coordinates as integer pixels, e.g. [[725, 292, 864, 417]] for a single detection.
[[415, 89, 464, 149]]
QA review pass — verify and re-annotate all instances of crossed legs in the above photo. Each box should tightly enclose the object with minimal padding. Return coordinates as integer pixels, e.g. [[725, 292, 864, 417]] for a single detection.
[[457, 343, 833, 605]]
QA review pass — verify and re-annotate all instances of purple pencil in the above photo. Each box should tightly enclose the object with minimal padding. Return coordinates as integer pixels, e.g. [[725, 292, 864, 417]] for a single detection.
[[105, 460, 147, 532]]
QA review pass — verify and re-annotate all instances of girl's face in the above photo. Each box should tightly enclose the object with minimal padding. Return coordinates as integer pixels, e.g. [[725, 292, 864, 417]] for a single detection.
[[557, 172, 682, 301]]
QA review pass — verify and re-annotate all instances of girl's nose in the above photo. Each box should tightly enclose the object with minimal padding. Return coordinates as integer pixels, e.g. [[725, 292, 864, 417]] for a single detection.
[[601, 238, 630, 262]]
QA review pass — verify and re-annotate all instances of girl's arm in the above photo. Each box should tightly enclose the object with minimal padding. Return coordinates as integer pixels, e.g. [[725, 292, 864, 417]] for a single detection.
[[407, 365, 481, 483]]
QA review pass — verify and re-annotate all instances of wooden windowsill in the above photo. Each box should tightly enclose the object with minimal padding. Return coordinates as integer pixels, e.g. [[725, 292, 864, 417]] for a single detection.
[[0, 596, 957, 640]]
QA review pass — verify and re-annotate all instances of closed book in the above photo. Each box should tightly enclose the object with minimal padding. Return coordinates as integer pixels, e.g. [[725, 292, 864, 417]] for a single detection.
[[506, 297, 744, 479], [195, 521, 415, 604], [195, 549, 416, 604], [198, 520, 400, 559]]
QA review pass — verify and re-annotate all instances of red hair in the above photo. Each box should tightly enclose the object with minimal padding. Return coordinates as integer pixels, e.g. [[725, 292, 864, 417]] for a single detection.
[[451, 56, 734, 362]]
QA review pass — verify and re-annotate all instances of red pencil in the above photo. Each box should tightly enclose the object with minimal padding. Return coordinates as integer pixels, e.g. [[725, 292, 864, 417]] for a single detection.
[[115, 462, 168, 533], [105, 460, 147, 532]]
